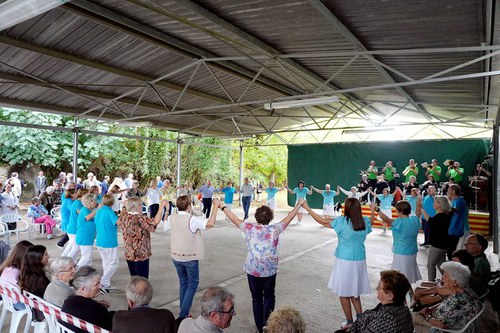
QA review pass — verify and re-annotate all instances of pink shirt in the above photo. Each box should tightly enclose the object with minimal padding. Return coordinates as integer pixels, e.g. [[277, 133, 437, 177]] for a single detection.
[[0, 267, 20, 285]]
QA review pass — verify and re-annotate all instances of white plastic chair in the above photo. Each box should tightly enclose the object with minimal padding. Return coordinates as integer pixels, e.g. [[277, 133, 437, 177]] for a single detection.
[[23, 290, 56, 333], [430, 302, 485, 333], [0, 281, 31, 333], [0, 214, 30, 244], [28, 217, 47, 239], [55, 320, 76, 333], [0, 222, 10, 245]]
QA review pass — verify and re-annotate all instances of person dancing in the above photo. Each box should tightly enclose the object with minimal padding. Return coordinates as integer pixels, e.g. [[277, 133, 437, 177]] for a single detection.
[[264, 181, 286, 211], [311, 184, 338, 218], [286, 181, 312, 225], [369, 187, 398, 234], [302, 198, 372, 330]]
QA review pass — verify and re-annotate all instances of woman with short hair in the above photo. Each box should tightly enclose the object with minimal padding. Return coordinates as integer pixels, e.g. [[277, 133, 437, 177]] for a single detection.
[[44, 256, 76, 307], [218, 200, 303, 333], [372, 200, 422, 283], [413, 261, 482, 333], [61, 266, 114, 333], [62, 188, 87, 260], [27, 197, 58, 239], [76, 193, 98, 267], [266, 306, 306, 333]]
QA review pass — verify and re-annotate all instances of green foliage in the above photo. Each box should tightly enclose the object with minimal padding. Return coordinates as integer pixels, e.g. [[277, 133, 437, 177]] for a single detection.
[[242, 136, 288, 185]]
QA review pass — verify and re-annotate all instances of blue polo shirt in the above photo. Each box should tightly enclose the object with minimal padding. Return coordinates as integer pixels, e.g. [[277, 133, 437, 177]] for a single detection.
[[221, 187, 236, 204], [199, 185, 215, 198], [405, 195, 418, 215], [94, 205, 118, 248], [67, 199, 82, 235], [330, 216, 372, 261], [422, 195, 436, 220], [322, 191, 337, 205], [76, 206, 96, 246], [377, 194, 393, 210], [266, 187, 279, 200], [391, 216, 420, 255], [449, 197, 468, 237], [60, 196, 74, 232], [293, 187, 309, 201]]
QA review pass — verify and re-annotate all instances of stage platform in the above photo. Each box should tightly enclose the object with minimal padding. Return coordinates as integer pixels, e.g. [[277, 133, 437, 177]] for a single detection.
[[360, 205, 491, 236]]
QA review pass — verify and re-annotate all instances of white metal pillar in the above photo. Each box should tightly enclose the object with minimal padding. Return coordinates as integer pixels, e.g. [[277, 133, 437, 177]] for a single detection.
[[239, 142, 244, 206], [72, 126, 79, 180], [176, 139, 182, 191]]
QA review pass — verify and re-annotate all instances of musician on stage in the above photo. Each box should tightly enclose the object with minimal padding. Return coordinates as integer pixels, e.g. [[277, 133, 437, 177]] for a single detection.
[[366, 160, 378, 189], [425, 159, 442, 183], [446, 161, 464, 186], [382, 161, 397, 191], [403, 159, 419, 182], [420, 175, 438, 196], [404, 175, 419, 195], [472, 164, 491, 180], [358, 174, 372, 204]]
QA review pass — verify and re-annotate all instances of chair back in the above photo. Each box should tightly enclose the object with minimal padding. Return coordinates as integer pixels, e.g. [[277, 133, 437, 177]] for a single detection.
[[0, 280, 24, 313], [430, 302, 485, 333], [0, 214, 21, 224], [23, 290, 59, 333]]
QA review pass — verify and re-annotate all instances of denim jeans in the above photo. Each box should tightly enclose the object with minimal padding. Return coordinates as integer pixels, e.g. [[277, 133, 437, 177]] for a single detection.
[[242, 196, 251, 219], [173, 259, 199, 318], [247, 273, 276, 333], [421, 218, 430, 244]]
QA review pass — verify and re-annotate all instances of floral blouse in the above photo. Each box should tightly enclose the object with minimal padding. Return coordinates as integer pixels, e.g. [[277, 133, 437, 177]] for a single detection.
[[116, 212, 158, 262], [239, 221, 286, 277], [27, 204, 49, 218], [431, 288, 481, 331]]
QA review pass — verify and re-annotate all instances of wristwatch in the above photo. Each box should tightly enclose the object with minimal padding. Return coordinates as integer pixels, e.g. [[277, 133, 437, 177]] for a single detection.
[[425, 314, 432, 321], [375, 207, 380, 212]]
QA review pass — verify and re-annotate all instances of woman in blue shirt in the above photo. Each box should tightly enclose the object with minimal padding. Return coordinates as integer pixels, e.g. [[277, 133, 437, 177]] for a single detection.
[[302, 198, 372, 330], [371, 200, 422, 283], [286, 181, 312, 225], [76, 193, 98, 267], [264, 181, 286, 211], [62, 189, 88, 261]]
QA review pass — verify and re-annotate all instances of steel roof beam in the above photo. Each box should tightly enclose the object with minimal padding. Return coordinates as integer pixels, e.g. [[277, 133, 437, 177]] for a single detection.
[[65, 1, 298, 96]]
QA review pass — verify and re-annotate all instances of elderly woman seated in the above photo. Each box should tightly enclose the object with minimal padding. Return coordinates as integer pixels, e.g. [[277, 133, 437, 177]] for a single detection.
[[43, 257, 76, 307], [265, 306, 306, 333], [61, 266, 114, 332], [413, 261, 481, 333], [335, 270, 414, 333]]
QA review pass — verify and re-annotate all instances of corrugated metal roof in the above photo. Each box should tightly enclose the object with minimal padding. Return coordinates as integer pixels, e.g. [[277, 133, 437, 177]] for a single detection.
[[0, 0, 497, 140]]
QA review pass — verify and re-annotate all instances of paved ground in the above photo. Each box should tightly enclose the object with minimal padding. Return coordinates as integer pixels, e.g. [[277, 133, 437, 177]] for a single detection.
[[2, 203, 499, 332]]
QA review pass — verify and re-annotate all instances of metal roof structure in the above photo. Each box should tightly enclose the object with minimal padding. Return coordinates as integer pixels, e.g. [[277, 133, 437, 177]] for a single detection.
[[0, 0, 499, 143]]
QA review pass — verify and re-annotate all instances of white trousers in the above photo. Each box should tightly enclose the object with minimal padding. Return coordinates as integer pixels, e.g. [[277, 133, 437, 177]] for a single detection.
[[62, 234, 80, 262], [78, 245, 93, 267], [98, 247, 119, 288], [224, 204, 232, 220]]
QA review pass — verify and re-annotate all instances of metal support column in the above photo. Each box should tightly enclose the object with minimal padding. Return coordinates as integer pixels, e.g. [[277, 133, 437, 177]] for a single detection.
[[493, 122, 499, 254], [176, 139, 182, 190], [239, 142, 244, 206], [72, 126, 79, 181]]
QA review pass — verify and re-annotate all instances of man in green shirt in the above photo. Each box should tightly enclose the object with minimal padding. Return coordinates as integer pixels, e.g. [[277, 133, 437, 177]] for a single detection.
[[446, 161, 464, 185], [367, 160, 378, 189], [403, 159, 419, 182], [425, 159, 442, 182], [382, 161, 396, 190]]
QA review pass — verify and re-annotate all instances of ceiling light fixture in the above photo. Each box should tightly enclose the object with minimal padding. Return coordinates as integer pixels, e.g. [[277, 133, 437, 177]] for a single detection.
[[264, 96, 339, 110], [342, 127, 394, 135], [0, 0, 68, 31]]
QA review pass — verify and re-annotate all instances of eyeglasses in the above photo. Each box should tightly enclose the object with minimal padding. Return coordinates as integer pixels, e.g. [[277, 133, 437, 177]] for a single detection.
[[465, 241, 479, 246], [215, 306, 236, 316]]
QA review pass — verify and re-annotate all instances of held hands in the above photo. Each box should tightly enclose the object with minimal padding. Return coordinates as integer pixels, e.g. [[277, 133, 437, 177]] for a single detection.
[[297, 198, 305, 206], [370, 202, 377, 212], [213, 197, 220, 207]]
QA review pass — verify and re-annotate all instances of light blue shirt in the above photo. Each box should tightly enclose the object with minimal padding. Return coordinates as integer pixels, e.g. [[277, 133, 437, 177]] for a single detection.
[[94, 205, 118, 248], [222, 187, 236, 204], [422, 195, 436, 220], [266, 187, 279, 200], [240, 183, 253, 197], [330, 216, 372, 261], [95, 194, 103, 204], [76, 206, 96, 246], [377, 194, 393, 210], [391, 216, 420, 255], [293, 187, 309, 201], [199, 185, 215, 198], [67, 199, 82, 235], [60, 196, 74, 232], [322, 191, 337, 206], [449, 197, 468, 236], [405, 195, 418, 215]]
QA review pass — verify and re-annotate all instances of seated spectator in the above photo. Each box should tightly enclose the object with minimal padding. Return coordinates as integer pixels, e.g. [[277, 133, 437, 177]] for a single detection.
[[178, 286, 235, 333], [61, 266, 114, 333], [27, 197, 58, 239], [112, 276, 176, 333], [39, 186, 55, 212], [0, 240, 33, 310], [336, 270, 413, 333], [44, 256, 76, 307], [464, 233, 491, 285], [265, 306, 306, 333], [412, 261, 481, 333], [18, 245, 51, 320], [451, 249, 488, 297]]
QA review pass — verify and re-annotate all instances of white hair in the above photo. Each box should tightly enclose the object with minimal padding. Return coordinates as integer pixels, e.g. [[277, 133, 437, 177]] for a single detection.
[[441, 261, 471, 288]]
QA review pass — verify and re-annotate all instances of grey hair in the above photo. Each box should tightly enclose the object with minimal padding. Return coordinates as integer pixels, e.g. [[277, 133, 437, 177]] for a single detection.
[[50, 256, 74, 280], [125, 276, 153, 307], [73, 266, 101, 289], [200, 286, 234, 317], [81, 193, 97, 209], [126, 197, 142, 213], [434, 195, 451, 213], [45, 186, 55, 194], [441, 261, 471, 288]]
